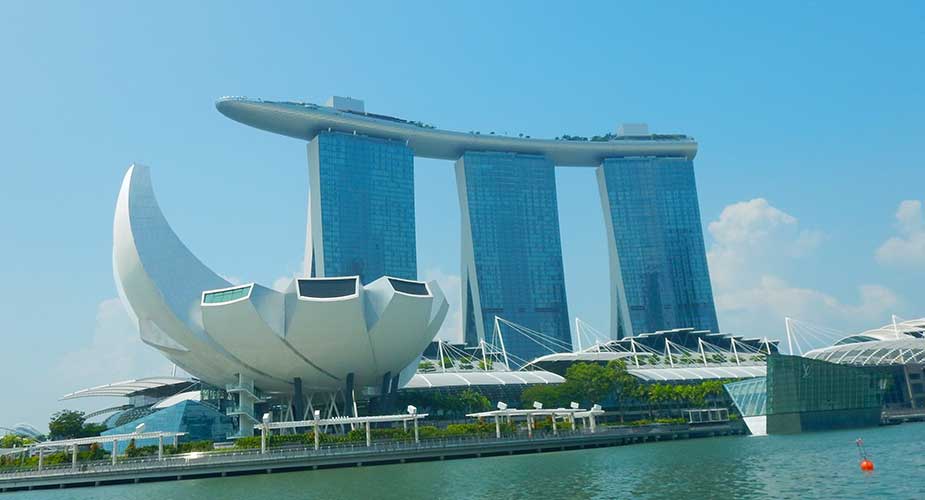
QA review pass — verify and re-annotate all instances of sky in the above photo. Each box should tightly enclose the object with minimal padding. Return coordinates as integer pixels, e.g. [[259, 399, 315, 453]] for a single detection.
[[1, 1, 923, 430]]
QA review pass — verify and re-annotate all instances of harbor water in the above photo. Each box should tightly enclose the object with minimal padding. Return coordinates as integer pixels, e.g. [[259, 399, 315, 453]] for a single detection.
[[7, 422, 924, 499]]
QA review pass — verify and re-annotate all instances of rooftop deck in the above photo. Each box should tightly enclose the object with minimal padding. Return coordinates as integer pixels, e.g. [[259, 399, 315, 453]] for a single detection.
[[215, 97, 698, 166]]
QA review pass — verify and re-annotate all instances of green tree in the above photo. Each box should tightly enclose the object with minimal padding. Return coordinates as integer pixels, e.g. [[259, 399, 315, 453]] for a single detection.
[[608, 360, 641, 422], [48, 409, 107, 440], [457, 389, 491, 413], [79, 422, 107, 438], [0, 434, 32, 448], [49, 410, 86, 440], [520, 384, 564, 408], [124, 439, 137, 457], [559, 362, 617, 405]]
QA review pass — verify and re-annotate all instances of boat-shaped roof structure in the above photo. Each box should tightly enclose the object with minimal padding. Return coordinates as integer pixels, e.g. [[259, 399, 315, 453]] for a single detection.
[[215, 97, 697, 166]]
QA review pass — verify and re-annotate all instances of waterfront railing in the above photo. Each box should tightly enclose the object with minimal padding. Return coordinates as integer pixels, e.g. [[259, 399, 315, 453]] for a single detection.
[[0, 423, 714, 482]]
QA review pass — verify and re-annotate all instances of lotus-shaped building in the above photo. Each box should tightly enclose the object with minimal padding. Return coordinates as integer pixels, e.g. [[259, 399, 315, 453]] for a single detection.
[[113, 164, 448, 428]]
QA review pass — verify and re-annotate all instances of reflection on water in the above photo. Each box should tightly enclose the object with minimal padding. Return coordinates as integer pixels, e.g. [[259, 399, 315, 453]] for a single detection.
[[10, 423, 925, 500]]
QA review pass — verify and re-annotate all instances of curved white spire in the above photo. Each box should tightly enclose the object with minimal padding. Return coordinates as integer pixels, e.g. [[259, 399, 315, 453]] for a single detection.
[[113, 164, 450, 395], [113, 164, 284, 389]]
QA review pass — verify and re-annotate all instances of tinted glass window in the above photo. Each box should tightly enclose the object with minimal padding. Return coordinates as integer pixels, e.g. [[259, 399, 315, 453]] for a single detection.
[[389, 278, 429, 296], [203, 286, 251, 304], [298, 278, 357, 298]]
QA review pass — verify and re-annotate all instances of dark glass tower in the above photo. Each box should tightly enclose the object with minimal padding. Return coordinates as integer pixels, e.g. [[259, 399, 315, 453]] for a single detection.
[[456, 151, 571, 364], [597, 157, 719, 338], [306, 131, 417, 284]]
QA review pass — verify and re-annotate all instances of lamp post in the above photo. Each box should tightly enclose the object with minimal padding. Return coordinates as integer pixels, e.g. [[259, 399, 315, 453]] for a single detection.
[[496, 402, 507, 439], [313, 410, 321, 451], [408, 405, 419, 444], [590, 404, 601, 433], [261, 413, 271, 454], [530, 401, 543, 438]]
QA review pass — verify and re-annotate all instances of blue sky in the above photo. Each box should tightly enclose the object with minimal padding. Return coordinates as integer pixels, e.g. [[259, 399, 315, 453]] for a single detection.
[[1, 1, 923, 428]]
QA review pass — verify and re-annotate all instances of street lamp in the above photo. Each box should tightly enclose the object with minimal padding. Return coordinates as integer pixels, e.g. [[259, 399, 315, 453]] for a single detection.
[[260, 413, 271, 454], [313, 410, 321, 451], [407, 405, 419, 444]]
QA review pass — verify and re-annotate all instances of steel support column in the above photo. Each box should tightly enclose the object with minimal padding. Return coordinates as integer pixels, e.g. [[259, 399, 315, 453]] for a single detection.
[[345, 373, 355, 418]]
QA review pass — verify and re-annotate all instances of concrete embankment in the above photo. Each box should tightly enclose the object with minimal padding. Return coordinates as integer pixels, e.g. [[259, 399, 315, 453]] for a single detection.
[[0, 422, 744, 493]]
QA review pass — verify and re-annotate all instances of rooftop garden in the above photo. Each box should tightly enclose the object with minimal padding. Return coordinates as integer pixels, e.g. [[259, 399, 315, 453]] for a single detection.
[[555, 133, 690, 142]]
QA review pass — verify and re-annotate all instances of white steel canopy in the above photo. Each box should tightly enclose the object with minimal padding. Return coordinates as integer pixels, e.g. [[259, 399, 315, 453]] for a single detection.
[[626, 365, 767, 382], [404, 371, 564, 389], [30, 431, 186, 450], [804, 338, 925, 366], [60, 377, 194, 400]]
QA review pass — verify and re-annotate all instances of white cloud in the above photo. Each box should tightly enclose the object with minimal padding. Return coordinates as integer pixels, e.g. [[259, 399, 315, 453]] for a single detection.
[[54, 298, 172, 389], [3, 299, 174, 430], [708, 199, 899, 345], [270, 262, 307, 292], [421, 268, 463, 343], [707, 199, 824, 289], [708, 198, 797, 246], [876, 200, 925, 268], [272, 275, 296, 292]]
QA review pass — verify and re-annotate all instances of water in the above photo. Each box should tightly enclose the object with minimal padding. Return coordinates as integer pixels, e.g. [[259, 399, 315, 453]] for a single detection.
[[9, 423, 925, 499]]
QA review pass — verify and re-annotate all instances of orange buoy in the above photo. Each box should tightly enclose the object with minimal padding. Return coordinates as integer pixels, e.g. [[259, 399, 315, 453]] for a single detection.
[[856, 438, 875, 472]]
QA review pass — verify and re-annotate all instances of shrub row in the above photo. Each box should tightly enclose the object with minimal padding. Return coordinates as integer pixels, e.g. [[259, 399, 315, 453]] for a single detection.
[[235, 422, 523, 450]]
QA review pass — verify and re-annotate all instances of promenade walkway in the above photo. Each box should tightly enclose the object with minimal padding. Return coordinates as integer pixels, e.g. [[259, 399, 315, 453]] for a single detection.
[[0, 422, 743, 494]]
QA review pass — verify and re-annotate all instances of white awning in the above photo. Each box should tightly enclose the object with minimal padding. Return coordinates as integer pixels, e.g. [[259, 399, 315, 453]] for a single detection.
[[61, 377, 195, 400], [804, 338, 925, 366], [403, 371, 564, 389], [627, 365, 766, 382]]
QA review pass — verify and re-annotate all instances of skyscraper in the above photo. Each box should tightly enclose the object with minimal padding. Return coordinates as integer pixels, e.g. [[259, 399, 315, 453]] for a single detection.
[[217, 96, 714, 347], [597, 157, 719, 338], [306, 131, 417, 284], [456, 151, 571, 364]]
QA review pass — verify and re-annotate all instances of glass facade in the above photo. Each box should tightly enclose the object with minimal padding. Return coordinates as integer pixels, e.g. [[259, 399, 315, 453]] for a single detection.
[[724, 377, 767, 417], [308, 131, 416, 284], [202, 285, 251, 304], [598, 157, 718, 338], [456, 151, 571, 364], [101, 400, 234, 453], [766, 354, 886, 433], [297, 277, 358, 299], [767, 354, 884, 414]]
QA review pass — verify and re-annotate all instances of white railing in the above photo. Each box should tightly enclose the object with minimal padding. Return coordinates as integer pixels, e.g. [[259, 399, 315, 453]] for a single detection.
[[0, 423, 725, 482]]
